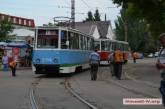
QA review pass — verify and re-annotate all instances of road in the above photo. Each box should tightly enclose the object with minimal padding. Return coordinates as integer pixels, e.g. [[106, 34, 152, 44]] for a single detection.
[[0, 58, 164, 109]]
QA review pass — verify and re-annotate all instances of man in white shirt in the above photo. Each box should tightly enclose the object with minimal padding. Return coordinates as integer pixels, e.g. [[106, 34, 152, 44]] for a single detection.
[[89, 49, 100, 81], [2, 52, 8, 71]]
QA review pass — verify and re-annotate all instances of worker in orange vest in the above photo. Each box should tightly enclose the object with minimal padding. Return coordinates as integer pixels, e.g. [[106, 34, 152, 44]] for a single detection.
[[113, 47, 124, 80], [9, 57, 17, 77]]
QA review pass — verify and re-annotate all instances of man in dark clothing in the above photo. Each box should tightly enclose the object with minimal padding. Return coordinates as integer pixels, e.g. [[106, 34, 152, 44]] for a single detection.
[[89, 50, 100, 80], [113, 48, 124, 80]]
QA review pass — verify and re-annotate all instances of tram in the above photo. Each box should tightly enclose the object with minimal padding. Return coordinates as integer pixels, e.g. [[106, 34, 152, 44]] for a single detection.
[[94, 39, 129, 65], [32, 26, 94, 74]]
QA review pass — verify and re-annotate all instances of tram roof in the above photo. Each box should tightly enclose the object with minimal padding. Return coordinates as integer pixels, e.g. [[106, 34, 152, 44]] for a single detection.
[[35, 26, 93, 38], [94, 38, 129, 44]]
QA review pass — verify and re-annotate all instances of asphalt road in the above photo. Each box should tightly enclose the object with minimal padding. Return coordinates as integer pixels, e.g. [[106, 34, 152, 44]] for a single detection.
[[0, 58, 164, 109]]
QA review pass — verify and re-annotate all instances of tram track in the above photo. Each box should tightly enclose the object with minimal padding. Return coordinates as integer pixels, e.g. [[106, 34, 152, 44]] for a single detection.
[[29, 75, 100, 109], [99, 66, 160, 98], [64, 77, 99, 109], [29, 77, 44, 109]]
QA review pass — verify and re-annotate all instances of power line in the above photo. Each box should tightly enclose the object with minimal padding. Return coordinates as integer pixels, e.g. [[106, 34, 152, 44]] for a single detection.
[[80, 0, 93, 10], [62, 0, 70, 6]]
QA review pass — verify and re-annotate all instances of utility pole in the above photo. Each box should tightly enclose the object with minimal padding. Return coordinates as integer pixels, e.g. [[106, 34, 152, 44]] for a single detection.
[[71, 0, 75, 28], [124, 20, 128, 42], [123, 2, 128, 42]]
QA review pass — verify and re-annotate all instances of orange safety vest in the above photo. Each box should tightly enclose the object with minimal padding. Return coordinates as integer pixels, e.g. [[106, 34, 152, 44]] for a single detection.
[[114, 50, 124, 63], [9, 61, 16, 68]]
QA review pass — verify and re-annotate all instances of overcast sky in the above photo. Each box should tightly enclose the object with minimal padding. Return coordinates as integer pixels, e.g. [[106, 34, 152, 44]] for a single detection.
[[0, 0, 121, 28]]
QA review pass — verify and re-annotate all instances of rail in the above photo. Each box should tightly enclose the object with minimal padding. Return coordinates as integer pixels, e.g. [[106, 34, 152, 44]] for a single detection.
[[65, 78, 99, 109]]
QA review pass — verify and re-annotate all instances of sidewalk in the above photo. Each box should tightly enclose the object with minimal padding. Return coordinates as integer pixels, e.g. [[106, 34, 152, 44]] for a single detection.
[[0, 66, 32, 71]]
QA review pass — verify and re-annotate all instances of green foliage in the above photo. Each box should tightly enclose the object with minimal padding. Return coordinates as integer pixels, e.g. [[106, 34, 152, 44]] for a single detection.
[[48, 22, 54, 26], [112, 0, 165, 38], [94, 9, 101, 21], [85, 9, 101, 21], [0, 17, 14, 41], [115, 9, 156, 53], [86, 11, 94, 21]]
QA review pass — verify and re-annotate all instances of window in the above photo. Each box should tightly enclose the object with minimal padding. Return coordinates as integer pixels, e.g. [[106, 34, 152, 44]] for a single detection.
[[83, 36, 87, 50], [87, 37, 93, 50], [24, 20, 26, 25], [87, 37, 90, 50], [37, 29, 59, 48], [8, 17, 11, 21], [80, 35, 83, 50], [13, 18, 16, 23], [29, 21, 31, 26], [61, 31, 67, 49], [69, 32, 73, 49], [19, 19, 21, 24], [101, 41, 105, 51], [1, 16, 4, 20], [73, 33, 79, 49], [94, 41, 100, 50], [90, 39, 94, 50]]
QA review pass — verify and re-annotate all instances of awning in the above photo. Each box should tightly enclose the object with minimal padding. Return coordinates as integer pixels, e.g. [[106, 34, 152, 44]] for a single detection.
[[7, 42, 28, 48]]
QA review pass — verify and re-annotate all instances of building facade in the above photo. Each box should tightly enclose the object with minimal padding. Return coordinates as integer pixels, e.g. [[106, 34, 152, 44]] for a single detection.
[[0, 13, 35, 45], [0, 13, 35, 28], [75, 21, 115, 40]]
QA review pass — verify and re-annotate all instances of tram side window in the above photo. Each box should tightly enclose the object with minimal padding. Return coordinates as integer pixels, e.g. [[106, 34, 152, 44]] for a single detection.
[[105, 41, 109, 51], [85, 37, 87, 50], [109, 42, 112, 51], [61, 31, 67, 49], [72, 33, 79, 49], [90, 38, 94, 50], [112, 42, 116, 51], [87, 37, 90, 50], [80, 35, 83, 50], [82, 36, 85, 50], [101, 41, 106, 51], [124, 44, 129, 51], [68, 32, 73, 49], [68, 32, 79, 49], [37, 29, 58, 48]]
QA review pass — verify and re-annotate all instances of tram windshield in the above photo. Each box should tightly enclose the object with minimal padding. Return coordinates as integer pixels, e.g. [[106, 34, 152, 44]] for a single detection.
[[37, 29, 59, 48], [101, 40, 110, 51], [94, 41, 100, 50]]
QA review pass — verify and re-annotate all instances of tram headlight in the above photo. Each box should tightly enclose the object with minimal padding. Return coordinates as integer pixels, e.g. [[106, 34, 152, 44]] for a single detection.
[[53, 58, 58, 63], [36, 58, 40, 63]]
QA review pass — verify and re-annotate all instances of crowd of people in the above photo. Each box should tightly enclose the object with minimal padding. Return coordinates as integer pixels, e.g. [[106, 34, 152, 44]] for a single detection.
[[89, 47, 126, 81], [0, 48, 32, 77]]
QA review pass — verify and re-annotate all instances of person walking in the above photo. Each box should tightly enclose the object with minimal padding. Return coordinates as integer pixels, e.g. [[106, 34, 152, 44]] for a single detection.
[[113, 47, 124, 80], [156, 33, 165, 107], [89, 49, 100, 81], [9, 57, 17, 77], [132, 52, 137, 63], [2, 51, 8, 71]]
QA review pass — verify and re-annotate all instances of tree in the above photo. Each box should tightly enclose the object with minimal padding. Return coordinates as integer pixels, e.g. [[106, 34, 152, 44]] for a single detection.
[[0, 17, 14, 41], [48, 22, 54, 26], [94, 9, 101, 21], [85, 9, 101, 21], [115, 9, 156, 53], [112, 0, 165, 38], [86, 11, 94, 21]]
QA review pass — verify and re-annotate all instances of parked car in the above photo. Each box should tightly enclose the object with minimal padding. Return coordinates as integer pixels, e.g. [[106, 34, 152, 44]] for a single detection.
[[148, 53, 154, 58], [154, 52, 159, 57]]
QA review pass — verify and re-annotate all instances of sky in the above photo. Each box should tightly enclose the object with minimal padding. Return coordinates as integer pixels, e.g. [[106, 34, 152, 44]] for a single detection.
[[0, 0, 121, 28]]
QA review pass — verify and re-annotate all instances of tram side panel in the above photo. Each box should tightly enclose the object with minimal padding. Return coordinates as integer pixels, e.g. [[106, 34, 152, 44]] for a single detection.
[[32, 50, 91, 74]]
